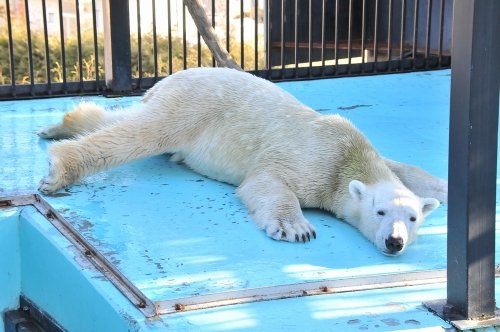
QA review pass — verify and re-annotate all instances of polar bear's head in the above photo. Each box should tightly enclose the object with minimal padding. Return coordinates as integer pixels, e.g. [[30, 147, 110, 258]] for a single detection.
[[348, 180, 440, 256]]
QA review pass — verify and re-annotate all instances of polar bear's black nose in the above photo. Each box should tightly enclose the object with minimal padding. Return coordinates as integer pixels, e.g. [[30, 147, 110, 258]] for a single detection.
[[385, 236, 404, 253]]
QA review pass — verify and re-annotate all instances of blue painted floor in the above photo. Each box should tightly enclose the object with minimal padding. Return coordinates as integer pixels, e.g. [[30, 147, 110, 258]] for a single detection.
[[0, 69, 497, 331]]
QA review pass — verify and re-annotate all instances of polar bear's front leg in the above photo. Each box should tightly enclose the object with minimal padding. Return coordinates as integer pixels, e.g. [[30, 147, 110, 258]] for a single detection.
[[237, 172, 316, 243], [38, 103, 130, 139]]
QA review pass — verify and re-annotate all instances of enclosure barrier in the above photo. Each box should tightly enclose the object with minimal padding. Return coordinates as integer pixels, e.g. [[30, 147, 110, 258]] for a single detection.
[[0, 0, 452, 99], [1, 0, 499, 329], [424, 0, 500, 328]]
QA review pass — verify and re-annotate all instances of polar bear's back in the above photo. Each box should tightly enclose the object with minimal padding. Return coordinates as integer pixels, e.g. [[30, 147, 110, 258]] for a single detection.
[[143, 68, 313, 120], [138, 68, 378, 195], [139, 68, 325, 183]]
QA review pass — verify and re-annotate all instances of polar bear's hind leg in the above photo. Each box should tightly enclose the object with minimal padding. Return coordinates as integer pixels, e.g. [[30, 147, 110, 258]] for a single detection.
[[38, 102, 130, 139], [38, 116, 179, 194], [384, 158, 448, 204]]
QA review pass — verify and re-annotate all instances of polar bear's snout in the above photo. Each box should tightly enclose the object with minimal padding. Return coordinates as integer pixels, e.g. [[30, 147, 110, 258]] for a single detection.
[[375, 211, 416, 256], [377, 219, 410, 256], [385, 235, 404, 253], [386, 220, 408, 254]]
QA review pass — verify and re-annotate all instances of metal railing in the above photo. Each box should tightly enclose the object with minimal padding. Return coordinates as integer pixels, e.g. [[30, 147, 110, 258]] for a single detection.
[[1, 0, 500, 326], [0, 0, 452, 99]]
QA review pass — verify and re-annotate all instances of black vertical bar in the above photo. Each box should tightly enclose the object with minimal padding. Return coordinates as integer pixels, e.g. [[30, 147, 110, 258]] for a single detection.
[[197, 32, 202, 67], [197, 3, 202, 68], [280, 0, 284, 73], [58, 0, 67, 91], [373, 0, 379, 65], [75, 0, 83, 87], [182, 3, 187, 69], [424, 0, 432, 67], [387, 0, 392, 65], [91, 0, 100, 88], [320, 0, 325, 70], [399, 0, 406, 62], [107, 0, 132, 92], [240, 0, 245, 69], [347, 0, 353, 66], [152, 0, 158, 79], [437, 0, 444, 67], [212, 0, 216, 67], [294, 0, 298, 74], [167, 0, 172, 74], [308, 0, 312, 72], [334, 0, 338, 67], [41, 0, 52, 92], [361, 0, 366, 66], [447, 0, 500, 320], [265, 0, 270, 72], [254, 0, 259, 71], [136, 0, 143, 85], [5, 0, 15, 92], [23, 0, 35, 92], [226, 0, 230, 53], [412, 0, 419, 61]]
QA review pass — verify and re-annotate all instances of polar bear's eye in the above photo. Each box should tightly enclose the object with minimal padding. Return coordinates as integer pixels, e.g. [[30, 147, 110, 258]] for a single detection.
[[410, 216, 417, 222], [377, 210, 385, 216]]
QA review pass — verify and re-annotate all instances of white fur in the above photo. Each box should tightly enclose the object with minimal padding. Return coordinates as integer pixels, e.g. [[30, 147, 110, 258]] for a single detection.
[[38, 67, 447, 255]]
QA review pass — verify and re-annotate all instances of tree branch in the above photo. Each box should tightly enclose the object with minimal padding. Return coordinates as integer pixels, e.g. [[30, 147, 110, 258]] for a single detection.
[[184, 0, 243, 70]]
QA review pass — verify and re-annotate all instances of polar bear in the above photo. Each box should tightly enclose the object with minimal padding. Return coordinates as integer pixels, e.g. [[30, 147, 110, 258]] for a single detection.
[[38, 67, 447, 256]]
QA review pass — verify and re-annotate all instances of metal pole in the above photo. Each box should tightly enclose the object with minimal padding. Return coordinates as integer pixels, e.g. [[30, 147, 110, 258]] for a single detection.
[[103, 0, 132, 93], [446, 0, 499, 321]]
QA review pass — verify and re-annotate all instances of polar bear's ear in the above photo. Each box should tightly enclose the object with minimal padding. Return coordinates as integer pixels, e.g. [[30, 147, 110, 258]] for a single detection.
[[349, 180, 366, 201], [421, 197, 440, 216]]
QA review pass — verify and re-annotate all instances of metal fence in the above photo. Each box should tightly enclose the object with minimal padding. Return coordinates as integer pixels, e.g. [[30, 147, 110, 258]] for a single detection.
[[0, 0, 452, 99]]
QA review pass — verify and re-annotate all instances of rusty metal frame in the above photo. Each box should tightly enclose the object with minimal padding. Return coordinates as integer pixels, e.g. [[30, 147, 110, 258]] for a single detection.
[[158, 269, 447, 314], [4, 193, 497, 320], [0, 193, 157, 318]]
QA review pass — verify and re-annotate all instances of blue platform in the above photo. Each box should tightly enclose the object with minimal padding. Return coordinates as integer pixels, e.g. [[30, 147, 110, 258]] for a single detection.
[[0, 69, 498, 331]]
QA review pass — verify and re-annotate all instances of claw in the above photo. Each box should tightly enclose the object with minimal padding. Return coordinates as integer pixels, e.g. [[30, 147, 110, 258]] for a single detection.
[[301, 234, 306, 243], [295, 234, 300, 242], [306, 232, 310, 241], [312, 230, 317, 239], [281, 231, 287, 239]]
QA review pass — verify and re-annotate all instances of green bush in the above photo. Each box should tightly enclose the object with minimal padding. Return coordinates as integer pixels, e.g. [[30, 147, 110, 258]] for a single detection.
[[0, 21, 105, 85]]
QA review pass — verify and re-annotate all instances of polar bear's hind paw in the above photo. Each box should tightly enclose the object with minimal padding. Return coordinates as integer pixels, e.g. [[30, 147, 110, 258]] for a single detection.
[[38, 175, 63, 194], [38, 158, 71, 194]]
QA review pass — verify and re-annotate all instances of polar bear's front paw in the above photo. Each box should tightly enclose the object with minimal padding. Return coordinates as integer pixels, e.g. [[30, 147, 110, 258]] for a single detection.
[[264, 216, 316, 243]]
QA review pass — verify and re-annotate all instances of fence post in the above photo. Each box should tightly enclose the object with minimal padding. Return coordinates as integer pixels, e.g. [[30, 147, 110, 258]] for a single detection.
[[425, 0, 500, 327], [103, 0, 132, 93], [446, 0, 500, 320]]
